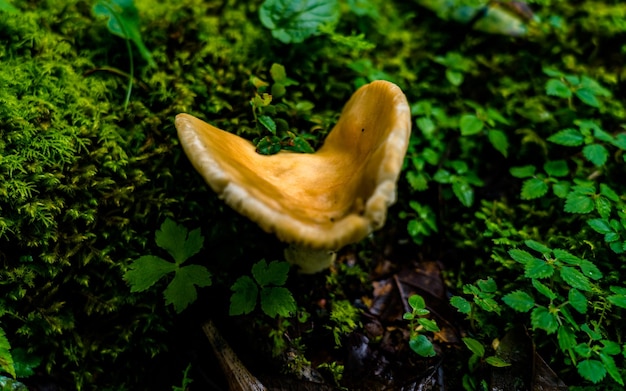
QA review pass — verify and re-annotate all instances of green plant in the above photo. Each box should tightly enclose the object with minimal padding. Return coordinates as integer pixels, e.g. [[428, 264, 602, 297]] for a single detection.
[[259, 0, 340, 44], [229, 260, 296, 318], [0, 329, 14, 379], [93, 0, 155, 108], [124, 219, 212, 313], [326, 299, 361, 346], [403, 294, 439, 357], [172, 363, 193, 391]]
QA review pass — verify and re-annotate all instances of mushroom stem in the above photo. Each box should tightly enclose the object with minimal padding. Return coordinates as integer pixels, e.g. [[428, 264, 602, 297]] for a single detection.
[[284, 245, 337, 274]]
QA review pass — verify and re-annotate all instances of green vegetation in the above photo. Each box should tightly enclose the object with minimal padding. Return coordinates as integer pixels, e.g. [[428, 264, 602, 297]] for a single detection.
[[1, 0, 625, 389]]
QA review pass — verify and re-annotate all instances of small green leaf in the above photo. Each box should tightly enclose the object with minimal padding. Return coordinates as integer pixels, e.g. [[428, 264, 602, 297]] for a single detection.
[[564, 192, 594, 214], [510, 165, 536, 178], [462, 337, 485, 357], [599, 353, 624, 385], [531, 306, 559, 334], [409, 335, 436, 357], [577, 359, 606, 383], [552, 181, 571, 198], [548, 128, 584, 146], [418, 318, 440, 332], [259, 0, 340, 44], [93, 0, 156, 66], [600, 183, 620, 202], [560, 266, 592, 291], [532, 279, 557, 300], [508, 249, 535, 264], [459, 114, 484, 136], [503, 290, 535, 312], [452, 180, 474, 207], [568, 288, 587, 314], [164, 265, 212, 313], [477, 278, 497, 293], [258, 115, 277, 134], [545, 79, 572, 98], [557, 326, 577, 351], [552, 249, 581, 265], [155, 219, 203, 265], [595, 197, 612, 220], [575, 88, 600, 107], [583, 144, 609, 166], [450, 296, 471, 314], [416, 117, 436, 135], [487, 129, 508, 157], [521, 178, 548, 200], [587, 218, 613, 234], [525, 258, 554, 279], [543, 160, 569, 177], [485, 356, 511, 367], [260, 286, 296, 318], [256, 135, 282, 155], [124, 255, 177, 292], [252, 260, 290, 287], [446, 69, 464, 86], [230, 276, 259, 315], [607, 294, 626, 309], [0, 327, 16, 379], [408, 294, 426, 311], [580, 260, 603, 280], [524, 240, 552, 254]]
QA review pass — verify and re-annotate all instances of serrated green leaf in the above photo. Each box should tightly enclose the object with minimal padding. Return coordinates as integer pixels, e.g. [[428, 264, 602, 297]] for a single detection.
[[252, 260, 290, 287], [155, 219, 203, 264], [575, 88, 600, 107], [0, 327, 16, 379], [595, 197, 612, 219], [565, 192, 594, 214], [557, 326, 577, 351], [462, 337, 485, 357], [459, 114, 484, 136], [418, 318, 440, 332], [581, 323, 602, 340], [552, 249, 581, 265], [521, 178, 548, 200], [408, 294, 426, 311], [452, 180, 474, 207], [487, 129, 508, 157], [580, 260, 603, 280], [583, 144, 609, 166], [260, 286, 296, 318], [259, 0, 340, 44], [524, 240, 552, 254], [475, 297, 500, 314], [548, 128, 584, 146], [577, 359, 606, 383], [485, 356, 511, 367], [477, 278, 497, 293], [508, 249, 535, 264], [124, 255, 177, 292], [552, 180, 571, 198], [545, 79, 572, 98], [587, 218, 614, 234], [532, 278, 557, 300], [531, 306, 559, 334], [503, 290, 534, 312], [11, 348, 41, 378], [450, 296, 471, 314], [258, 115, 277, 134], [230, 276, 258, 315], [599, 353, 624, 385], [575, 343, 592, 358], [568, 288, 587, 314], [510, 165, 536, 178], [601, 340, 621, 355], [560, 266, 592, 291], [93, 0, 155, 66], [410, 334, 436, 357], [164, 265, 212, 313], [607, 294, 626, 309], [544, 160, 569, 177], [600, 183, 620, 202], [525, 258, 554, 279], [406, 171, 429, 191]]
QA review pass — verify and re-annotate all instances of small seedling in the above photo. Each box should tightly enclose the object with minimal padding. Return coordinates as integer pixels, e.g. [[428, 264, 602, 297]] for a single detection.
[[230, 260, 296, 318], [403, 294, 439, 357], [124, 219, 212, 313]]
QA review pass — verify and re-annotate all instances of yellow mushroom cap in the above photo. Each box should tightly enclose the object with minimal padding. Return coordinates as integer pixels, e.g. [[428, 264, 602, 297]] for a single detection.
[[175, 80, 411, 250]]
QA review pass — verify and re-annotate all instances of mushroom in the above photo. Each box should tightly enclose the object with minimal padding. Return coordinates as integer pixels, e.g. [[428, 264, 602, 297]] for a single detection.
[[175, 80, 411, 273]]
